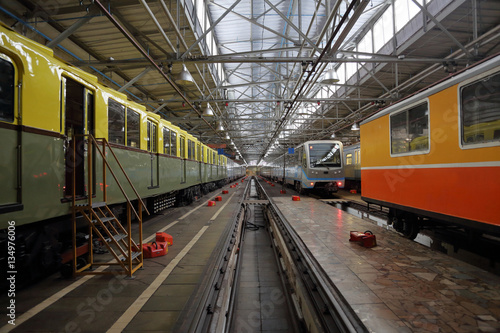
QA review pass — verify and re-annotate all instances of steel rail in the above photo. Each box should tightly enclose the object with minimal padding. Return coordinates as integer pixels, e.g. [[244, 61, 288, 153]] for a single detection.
[[173, 179, 250, 333], [255, 178, 369, 333]]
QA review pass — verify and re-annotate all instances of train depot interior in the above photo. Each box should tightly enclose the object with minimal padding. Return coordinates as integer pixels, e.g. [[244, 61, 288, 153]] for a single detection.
[[1, 1, 500, 332]]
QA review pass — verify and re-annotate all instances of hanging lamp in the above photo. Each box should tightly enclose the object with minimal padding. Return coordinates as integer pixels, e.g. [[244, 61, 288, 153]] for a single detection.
[[216, 121, 224, 132], [175, 64, 195, 86], [203, 103, 214, 116], [321, 68, 340, 84]]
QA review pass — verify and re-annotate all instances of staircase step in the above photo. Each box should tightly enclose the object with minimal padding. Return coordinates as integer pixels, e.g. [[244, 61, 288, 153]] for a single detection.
[[106, 233, 127, 243], [119, 251, 141, 262], [75, 201, 107, 209], [93, 216, 116, 224]]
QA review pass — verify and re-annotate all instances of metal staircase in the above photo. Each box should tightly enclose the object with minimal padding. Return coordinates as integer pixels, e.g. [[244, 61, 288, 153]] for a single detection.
[[70, 135, 149, 277]]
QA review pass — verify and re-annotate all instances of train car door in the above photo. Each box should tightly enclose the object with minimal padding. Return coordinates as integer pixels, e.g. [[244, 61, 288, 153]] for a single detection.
[[197, 142, 202, 182], [180, 135, 186, 183], [147, 119, 159, 188], [63, 78, 94, 198], [0, 54, 22, 212]]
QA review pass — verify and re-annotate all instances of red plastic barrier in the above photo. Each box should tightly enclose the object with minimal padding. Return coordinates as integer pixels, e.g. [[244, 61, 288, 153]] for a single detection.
[[143, 241, 168, 258], [156, 232, 173, 246], [349, 231, 377, 248]]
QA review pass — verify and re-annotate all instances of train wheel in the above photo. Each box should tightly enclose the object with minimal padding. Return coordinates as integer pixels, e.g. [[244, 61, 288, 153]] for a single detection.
[[295, 182, 303, 194], [402, 215, 420, 240]]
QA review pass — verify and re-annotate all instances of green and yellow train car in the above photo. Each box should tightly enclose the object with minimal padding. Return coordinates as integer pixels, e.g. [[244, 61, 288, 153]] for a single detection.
[[0, 23, 243, 283]]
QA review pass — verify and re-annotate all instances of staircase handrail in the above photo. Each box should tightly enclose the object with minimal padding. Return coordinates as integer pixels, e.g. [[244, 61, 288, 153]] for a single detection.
[[87, 134, 150, 220]]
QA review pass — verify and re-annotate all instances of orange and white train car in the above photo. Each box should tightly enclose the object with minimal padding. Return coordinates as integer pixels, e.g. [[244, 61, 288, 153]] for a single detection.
[[360, 54, 500, 239]]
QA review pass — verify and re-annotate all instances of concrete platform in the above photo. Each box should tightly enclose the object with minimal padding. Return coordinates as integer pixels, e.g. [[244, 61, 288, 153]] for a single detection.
[[0, 182, 246, 333], [267, 186, 500, 332]]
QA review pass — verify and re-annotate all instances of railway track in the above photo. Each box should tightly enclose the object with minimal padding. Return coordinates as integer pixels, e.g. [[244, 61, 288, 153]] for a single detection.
[[189, 177, 367, 332]]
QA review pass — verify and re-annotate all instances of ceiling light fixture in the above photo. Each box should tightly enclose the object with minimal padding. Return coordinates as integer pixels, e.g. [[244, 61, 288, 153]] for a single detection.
[[321, 68, 339, 84], [175, 64, 195, 86], [203, 103, 214, 116], [216, 121, 224, 131]]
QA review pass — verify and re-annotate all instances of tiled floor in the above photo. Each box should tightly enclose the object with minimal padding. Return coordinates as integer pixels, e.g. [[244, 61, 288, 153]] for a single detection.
[[271, 194, 500, 333]]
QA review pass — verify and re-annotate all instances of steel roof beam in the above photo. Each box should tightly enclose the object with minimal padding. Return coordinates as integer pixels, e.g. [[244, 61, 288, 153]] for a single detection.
[[46, 12, 94, 48], [210, 1, 302, 47], [410, 0, 473, 59], [181, 0, 243, 58]]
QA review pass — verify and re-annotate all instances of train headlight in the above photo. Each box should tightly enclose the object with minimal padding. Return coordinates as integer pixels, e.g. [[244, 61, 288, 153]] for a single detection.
[[337, 181, 343, 187], [310, 182, 314, 187]]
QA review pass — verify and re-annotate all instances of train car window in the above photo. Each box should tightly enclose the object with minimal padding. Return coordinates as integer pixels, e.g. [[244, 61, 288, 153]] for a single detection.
[[163, 127, 171, 154], [309, 143, 342, 168], [213, 152, 217, 165], [197, 143, 201, 161], [460, 72, 500, 146], [346, 153, 353, 165], [108, 99, 125, 144], [188, 140, 195, 160], [126, 109, 140, 148], [0, 56, 15, 123], [147, 120, 157, 153], [201, 146, 205, 162], [390, 102, 429, 155], [170, 131, 177, 156]]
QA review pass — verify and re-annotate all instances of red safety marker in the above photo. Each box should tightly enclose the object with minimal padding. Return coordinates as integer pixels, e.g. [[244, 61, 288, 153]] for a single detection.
[[222, 190, 229, 194], [208, 200, 216, 206], [349, 231, 377, 248], [156, 232, 173, 246], [350, 189, 357, 194], [142, 241, 168, 258], [280, 190, 286, 194], [215, 196, 222, 201], [292, 195, 300, 201]]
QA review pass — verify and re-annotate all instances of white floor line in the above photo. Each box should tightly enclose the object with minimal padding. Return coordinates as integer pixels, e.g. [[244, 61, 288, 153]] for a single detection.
[[106, 226, 210, 333], [0, 188, 236, 332], [143, 220, 179, 243], [0, 266, 108, 333], [210, 191, 238, 221], [0, 216, 181, 333]]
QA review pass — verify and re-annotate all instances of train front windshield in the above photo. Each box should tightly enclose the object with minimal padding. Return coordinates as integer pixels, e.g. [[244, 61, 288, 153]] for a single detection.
[[308, 143, 342, 168]]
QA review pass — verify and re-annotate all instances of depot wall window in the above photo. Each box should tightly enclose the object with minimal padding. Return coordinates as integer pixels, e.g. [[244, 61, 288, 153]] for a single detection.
[[108, 99, 125, 144], [127, 109, 140, 148], [460, 72, 500, 146], [0, 56, 15, 123], [390, 102, 429, 155]]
